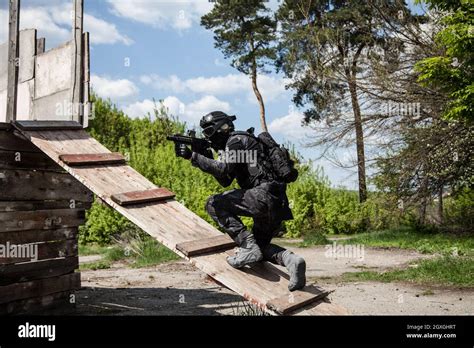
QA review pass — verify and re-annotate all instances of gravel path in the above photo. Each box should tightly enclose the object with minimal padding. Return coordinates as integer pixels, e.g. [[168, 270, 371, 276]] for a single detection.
[[76, 243, 473, 315]]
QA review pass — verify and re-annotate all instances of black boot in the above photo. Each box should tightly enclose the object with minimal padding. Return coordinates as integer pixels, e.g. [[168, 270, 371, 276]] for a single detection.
[[227, 234, 263, 269], [281, 250, 306, 291]]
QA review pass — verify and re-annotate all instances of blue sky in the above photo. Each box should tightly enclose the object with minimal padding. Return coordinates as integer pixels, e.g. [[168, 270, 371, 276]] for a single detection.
[[0, 0, 424, 189]]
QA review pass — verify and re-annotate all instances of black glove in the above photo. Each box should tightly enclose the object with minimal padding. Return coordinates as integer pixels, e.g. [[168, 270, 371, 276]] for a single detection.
[[175, 143, 192, 160]]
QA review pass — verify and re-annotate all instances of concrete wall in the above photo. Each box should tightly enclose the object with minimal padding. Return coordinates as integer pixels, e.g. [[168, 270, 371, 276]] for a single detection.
[[0, 29, 89, 124]]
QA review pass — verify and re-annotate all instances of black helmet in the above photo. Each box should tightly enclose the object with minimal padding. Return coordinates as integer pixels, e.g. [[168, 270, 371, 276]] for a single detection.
[[200, 111, 236, 139]]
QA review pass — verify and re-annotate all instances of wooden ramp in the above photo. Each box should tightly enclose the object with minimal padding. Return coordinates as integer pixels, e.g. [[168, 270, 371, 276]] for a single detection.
[[15, 123, 348, 315]]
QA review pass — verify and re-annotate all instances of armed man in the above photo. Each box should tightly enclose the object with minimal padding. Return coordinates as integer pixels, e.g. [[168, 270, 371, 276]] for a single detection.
[[172, 111, 306, 291]]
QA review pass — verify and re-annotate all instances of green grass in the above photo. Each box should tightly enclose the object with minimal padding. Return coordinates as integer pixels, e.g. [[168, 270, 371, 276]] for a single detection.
[[341, 256, 474, 287], [335, 227, 474, 255], [79, 260, 112, 271], [78, 244, 111, 256], [130, 239, 179, 268], [298, 232, 330, 247], [79, 237, 178, 270]]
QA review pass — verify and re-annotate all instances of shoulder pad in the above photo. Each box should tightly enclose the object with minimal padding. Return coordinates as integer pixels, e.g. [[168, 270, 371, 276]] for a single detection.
[[226, 133, 246, 149]]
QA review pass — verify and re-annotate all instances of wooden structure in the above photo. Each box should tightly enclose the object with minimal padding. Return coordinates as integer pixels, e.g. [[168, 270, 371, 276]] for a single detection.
[[0, 0, 349, 315], [0, 125, 92, 314], [12, 123, 348, 315], [0, 1, 91, 126]]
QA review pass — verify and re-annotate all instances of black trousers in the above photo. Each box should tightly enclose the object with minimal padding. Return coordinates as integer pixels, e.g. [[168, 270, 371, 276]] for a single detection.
[[205, 183, 288, 265]]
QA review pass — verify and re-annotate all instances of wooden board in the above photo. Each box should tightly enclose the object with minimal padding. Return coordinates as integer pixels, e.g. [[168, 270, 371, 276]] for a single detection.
[[0, 149, 62, 170], [0, 209, 86, 233], [0, 169, 92, 201], [0, 289, 75, 315], [0, 272, 80, 304], [0, 227, 77, 245], [17, 128, 349, 315], [0, 200, 92, 213], [0, 239, 78, 265], [0, 129, 41, 152], [111, 188, 175, 206], [6, 0, 20, 122], [14, 120, 83, 131], [0, 257, 78, 285], [266, 286, 332, 315], [176, 234, 236, 257], [59, 152, 125, 166]]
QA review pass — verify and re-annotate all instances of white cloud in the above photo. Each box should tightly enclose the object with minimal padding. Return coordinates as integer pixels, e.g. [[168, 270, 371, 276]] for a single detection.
[[122, 99, 157, 118], [140, 74, 186, 94], [140, 73, 288, 102], [91, 75, 139, 100], [268, 110, 309, 139], [0, 3, 131, 47], [107, 0, 213, 31], [184, 95, 230, 122], [85, 14, 133, 46], [122, 95, 230, 123], [162, 96, 185, 116]]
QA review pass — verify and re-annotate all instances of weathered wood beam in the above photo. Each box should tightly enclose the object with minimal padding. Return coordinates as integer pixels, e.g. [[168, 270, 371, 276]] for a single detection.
[[0, 169, 93, 201], [6, 0, 20, 123], [0, 257, 78, 285], [0, 227, 77, 245], [82, 32, 90, 128], [176, 235, 236, 257], [266, 286, 332, 315], [0, 273, 80, 305], [14, 120, 83, 131], [59, 153, 126, 166], [71, 0, 84, 123], [111, 188, 175, 206], [0, 240, 78, 265], [0, 289, 75, 315], [0, 209, 86, 233]]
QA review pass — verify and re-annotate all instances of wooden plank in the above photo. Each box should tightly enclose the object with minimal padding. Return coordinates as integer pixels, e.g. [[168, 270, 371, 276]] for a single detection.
[[0, 123, 11, 130], [14, 120, 83, 131], [0, 209, 86, 233], [17, 128, 348, 315], [0, 272, 80, 305], [0, 149, 62, 170], [6, 0, 20, 123], [0, 169, 93, 201], [0, 200, 92, 212], [0, 257, 78, 285], [0, 239, 78, 265], [111, 188, 175, 206], [71, 0, 84, 123], [59, 153, 126, 166], [266, 286, 332, 315], [176, 235, 236, 257], [0, 129, 41, 152], [0, 227, 77, 244], [82, 32, 90, 128], [0, 289, 75, 315]]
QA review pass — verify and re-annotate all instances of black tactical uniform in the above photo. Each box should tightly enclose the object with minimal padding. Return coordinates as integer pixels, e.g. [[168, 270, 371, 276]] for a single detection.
[[190, 131, 293, 265], [176, 111, 306, 291]]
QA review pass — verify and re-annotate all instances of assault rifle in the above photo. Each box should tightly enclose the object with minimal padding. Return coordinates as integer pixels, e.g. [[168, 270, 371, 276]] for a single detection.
[[166, 130, 213, 158]]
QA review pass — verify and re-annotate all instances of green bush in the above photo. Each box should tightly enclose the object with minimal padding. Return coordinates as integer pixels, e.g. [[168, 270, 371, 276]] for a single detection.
[[80, 95, 406, 244], [79, 202, 138, 245], [445, 187, 474, 230]]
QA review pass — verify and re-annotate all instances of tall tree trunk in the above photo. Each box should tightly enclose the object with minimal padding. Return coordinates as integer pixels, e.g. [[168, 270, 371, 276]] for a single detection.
[[418, 177, 429, 225], [348, 79, 367, 203], [251, 62, 267, 132], [438, 185, 444, 224]]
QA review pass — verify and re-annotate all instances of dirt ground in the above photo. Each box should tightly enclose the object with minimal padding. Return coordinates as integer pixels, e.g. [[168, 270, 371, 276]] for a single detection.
[[76, 242, 473, 315]]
